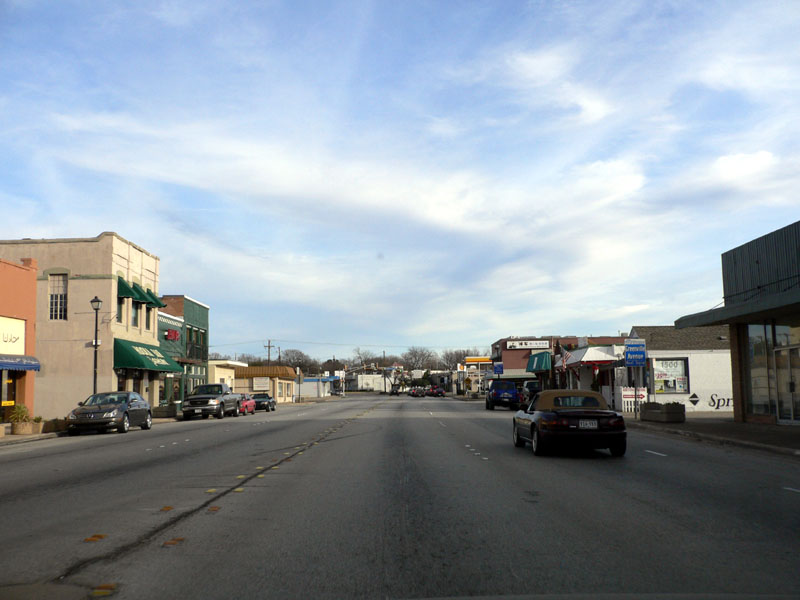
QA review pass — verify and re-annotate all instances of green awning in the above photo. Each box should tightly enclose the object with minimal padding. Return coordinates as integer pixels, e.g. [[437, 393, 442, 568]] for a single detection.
[[117, 277, 136, 299], [526, 351, 552, 372], [114, 338, 183, 373], [131, 282, 154, 304], [144, 287, 167, 308]]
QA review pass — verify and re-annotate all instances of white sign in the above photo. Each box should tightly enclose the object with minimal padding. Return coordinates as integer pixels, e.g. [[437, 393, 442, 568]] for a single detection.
[[253, 377, 270, 391], [0, 316, 26, 355], [507, 340, 549, 350]]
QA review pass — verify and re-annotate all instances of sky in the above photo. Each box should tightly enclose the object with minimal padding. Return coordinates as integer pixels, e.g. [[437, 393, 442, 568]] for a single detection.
[[2, 0, 799, 361]]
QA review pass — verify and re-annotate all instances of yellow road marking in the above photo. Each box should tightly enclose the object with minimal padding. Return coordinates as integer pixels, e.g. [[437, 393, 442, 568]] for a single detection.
[[234, 488, 244, 492]]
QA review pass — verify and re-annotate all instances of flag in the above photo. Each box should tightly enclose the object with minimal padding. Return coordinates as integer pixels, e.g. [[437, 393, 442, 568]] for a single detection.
[[561, 349, 573, 371]]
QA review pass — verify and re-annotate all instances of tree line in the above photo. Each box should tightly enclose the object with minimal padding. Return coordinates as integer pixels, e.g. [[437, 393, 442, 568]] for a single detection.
[[208, 345, 488, 376]]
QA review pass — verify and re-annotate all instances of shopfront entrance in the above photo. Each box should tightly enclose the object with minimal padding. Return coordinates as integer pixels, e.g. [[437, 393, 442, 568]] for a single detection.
[[775, 347, 800, 423]]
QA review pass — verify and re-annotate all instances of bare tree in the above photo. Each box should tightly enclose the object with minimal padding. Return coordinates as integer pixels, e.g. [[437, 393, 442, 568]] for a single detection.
[[281, 349, 320, 375], [352, 347, 378, 366], [439, 347, 488, 370], [402, 346, 436, 370]]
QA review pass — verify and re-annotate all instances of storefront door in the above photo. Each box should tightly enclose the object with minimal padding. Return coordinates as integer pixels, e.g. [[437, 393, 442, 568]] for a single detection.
[[775, 347, 800, 422]]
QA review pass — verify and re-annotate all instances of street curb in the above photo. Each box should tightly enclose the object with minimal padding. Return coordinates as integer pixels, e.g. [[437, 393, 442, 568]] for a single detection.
[[0, 432, 60, 447], [626, 421, 800, 458]]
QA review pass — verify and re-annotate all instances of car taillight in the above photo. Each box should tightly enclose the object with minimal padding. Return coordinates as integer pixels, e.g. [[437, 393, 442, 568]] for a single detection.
[[540, 418, 568, 430], [608, 417, 625, 428]]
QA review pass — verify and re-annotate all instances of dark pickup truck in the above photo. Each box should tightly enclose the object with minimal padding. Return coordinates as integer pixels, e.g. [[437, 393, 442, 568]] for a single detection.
[[182, 383, 242, 420]]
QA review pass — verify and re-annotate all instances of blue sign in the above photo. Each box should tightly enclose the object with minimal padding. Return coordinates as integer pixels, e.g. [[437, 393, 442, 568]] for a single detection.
[[493, 363, 504, 374], [624, 339, 646, 367]]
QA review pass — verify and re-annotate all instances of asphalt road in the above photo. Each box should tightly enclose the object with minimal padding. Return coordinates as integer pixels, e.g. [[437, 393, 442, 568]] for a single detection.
[[0, 395, 798, 599]]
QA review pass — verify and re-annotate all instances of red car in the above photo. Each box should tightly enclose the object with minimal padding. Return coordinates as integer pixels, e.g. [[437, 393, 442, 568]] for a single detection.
[[239, 394, 256, 415]]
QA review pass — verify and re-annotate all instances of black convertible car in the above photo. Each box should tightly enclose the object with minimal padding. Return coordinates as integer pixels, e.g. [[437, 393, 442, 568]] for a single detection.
[[512, 389, 626, 456]]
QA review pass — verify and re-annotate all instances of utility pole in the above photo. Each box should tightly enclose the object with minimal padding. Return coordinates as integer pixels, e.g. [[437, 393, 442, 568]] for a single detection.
[[264, 340, 273, 366], [277, 347, 281, 364], [383, 350, 387, 393]]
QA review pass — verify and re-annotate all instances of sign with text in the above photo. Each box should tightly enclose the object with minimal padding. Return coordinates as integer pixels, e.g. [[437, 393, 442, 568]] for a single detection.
[[253, 377, 270, 391], [0, 316, 25, 355], [493, 363, 504, 374], [507, 340, 549, 350], [624, 338, 646, 367]]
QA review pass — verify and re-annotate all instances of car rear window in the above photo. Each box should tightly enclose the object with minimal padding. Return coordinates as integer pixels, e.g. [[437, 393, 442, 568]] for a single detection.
[[492, 381, 515, 389], [553, 396, 601, 408]]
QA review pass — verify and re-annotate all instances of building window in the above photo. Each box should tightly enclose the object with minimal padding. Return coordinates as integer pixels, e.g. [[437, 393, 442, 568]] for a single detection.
[[48, 274, 68, 320], [145, 307, 152, 330], [745, 323, 773, 415], [652, 358, 689, 394], [117, 297, 124, 323], [132, 302, 141, 327]]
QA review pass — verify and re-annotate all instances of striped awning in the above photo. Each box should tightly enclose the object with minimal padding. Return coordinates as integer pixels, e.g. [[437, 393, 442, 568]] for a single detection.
[[0, 354, 40, 371]]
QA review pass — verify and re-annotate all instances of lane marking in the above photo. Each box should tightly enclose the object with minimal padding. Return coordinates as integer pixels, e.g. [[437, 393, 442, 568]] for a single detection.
[[784, 487, 800, 494], [646, 450, 668, 457], [439, 421, 446, 428]]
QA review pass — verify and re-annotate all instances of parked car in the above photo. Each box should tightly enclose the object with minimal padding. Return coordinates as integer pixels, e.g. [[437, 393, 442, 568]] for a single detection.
[[252, 392, 276, 411], [239, 394, 256, 415], [67, 391, 152, 435], [182, 383, 242, 419], [521, 379, 541, 404], [390, 384, 401, 395], [512, 390, 626, 456], [485, 379, 521, 410], [409, 387, 425, 397], [426, 386, 445, 397]]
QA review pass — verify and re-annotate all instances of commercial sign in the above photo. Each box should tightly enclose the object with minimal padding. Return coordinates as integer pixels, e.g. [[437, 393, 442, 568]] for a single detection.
[[624, 338, 646, 367], [493, 363, 504, 374], [507, 340, 549, 350], [0, 316, 26, 355], [253, 377, 270, 391]]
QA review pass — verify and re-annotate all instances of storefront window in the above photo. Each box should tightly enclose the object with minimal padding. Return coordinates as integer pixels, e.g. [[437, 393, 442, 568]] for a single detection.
[[652, 358, 689, 393], [745, 324, 772, 415], [774, 316, 800, 347]]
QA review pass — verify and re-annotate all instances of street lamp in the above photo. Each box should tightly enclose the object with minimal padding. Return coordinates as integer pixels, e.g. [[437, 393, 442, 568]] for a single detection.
[[90, 296, 102, 394]]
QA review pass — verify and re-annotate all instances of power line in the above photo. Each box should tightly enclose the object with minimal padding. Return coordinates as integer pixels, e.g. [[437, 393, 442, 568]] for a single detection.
[[209, 337, 488, 351]]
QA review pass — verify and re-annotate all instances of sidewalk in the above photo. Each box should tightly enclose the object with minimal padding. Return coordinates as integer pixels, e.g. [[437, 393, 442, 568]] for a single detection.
[[624, 412, 800, 458]]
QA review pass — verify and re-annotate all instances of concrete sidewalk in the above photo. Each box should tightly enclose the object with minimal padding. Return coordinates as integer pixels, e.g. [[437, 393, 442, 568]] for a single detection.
[[625, 412, 800, 458]]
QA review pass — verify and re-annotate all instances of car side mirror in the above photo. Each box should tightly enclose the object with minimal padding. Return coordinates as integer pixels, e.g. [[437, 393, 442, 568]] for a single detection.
[[78, 401, 84, 406]]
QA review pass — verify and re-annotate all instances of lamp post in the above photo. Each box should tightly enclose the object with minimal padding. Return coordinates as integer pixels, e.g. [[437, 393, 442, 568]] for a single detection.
[[90, 296, 102, 395]]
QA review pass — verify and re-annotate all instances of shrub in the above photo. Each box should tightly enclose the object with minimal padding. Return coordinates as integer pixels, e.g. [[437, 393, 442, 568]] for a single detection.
[[9, 405, 31, 423]]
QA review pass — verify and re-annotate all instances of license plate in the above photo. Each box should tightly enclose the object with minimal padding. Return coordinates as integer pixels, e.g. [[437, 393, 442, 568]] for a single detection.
[[579, 419, 598, 429]]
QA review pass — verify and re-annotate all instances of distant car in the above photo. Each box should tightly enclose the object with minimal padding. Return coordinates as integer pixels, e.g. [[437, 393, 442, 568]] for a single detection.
[[409, 387, 425, 397], [426, 386, 445, 397], [485, 379, 521, 410], [239, 394, 256, 415], [252, 392, 276, 412], [512, 390, 626, 456], [390, 385, 401, 395], [67, 391, 152, 435], [521, 379, 541, 404]]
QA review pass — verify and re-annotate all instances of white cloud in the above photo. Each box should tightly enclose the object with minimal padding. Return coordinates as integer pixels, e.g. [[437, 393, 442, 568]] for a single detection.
[[711, 151, 776, 186]]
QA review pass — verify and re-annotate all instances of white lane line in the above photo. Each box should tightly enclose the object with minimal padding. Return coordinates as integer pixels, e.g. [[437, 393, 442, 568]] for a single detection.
[[784, 487, 800, 494], [429, 412, 434, 416], [646, 450, 668, 457], [438, 421, 446, 428]]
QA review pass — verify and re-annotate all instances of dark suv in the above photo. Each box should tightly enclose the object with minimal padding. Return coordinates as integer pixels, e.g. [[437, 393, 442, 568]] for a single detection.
[[485, 380, 521, 411]]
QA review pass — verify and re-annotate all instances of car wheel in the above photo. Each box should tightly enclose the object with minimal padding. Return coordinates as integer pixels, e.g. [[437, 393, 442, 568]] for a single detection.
[[609, 440, 627, 457], [531, 426, 546, 456], [512, 423, 525, 448], [485, 399, 494, 411], [232, 403, 240, 417], [67, 429, 79, 436], [117, 413, 130, 434], [142, 412, 152, 430], [216, 405, 225, 419]]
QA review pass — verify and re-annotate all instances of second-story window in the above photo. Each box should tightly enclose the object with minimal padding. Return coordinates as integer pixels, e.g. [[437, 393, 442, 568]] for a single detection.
[[48, 274, 68, 320], [117, 297, 124, 323], [145, 307, 152, 330], [132, 302, 141, 327]]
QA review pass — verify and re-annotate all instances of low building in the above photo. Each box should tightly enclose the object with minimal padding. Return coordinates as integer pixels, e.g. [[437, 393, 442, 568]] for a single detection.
[[159, 295, 209, 397], [209, 359, 248, 389], [299, 376, 339, 398], [234, 365, 296, 403], [0, 257, 40, 420], [0, 233, 182, 419], [676, 220, 800, 424]]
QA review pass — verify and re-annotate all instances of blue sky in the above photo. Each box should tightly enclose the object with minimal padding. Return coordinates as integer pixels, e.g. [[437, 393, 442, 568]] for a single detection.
[[2, 0, 799, 360]]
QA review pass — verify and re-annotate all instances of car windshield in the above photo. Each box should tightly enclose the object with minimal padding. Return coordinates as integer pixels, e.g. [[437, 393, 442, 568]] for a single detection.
[[84, 393, 126, 406], [192, 384, 224, 395], [253, 394, 270, 399]]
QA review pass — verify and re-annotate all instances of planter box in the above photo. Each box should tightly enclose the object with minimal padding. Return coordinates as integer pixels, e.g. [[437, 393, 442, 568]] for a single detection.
[[11, 422, 44, 435], [43, 419, 67, 433], [153, 404, 179, 418], [640, 403, 686, 423]]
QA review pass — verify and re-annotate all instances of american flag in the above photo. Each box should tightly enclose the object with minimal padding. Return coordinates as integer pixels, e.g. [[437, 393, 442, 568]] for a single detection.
[[561, 348, 573, 371]]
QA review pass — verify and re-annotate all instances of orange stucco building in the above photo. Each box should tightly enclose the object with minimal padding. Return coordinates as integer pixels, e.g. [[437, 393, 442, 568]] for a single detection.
[[0, 257, 39, 419]]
